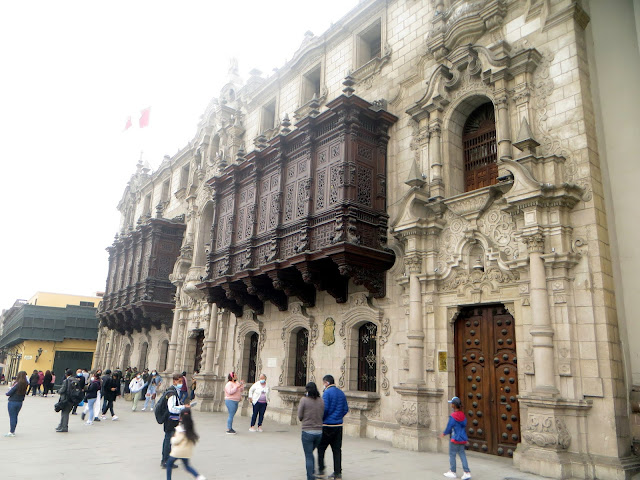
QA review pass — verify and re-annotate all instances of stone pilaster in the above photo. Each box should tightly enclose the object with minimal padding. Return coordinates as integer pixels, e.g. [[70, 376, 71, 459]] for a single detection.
[[195, 304, 220, 412], [428, 122, 444, 198], [164, 294, 182, 376], [392, 385, 443, 452]]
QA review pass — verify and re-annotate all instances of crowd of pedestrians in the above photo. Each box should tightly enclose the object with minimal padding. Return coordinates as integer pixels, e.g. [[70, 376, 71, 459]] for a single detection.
[[3, 365, 472, 479]]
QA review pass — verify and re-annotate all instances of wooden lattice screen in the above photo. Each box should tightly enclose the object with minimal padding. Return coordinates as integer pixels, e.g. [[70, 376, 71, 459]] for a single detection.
[[463, 102, 498, 192]]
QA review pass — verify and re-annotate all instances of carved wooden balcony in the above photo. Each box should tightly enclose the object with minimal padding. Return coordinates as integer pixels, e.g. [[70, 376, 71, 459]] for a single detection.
[[198, 94, 397, 317], [98, 216, 186, 333]]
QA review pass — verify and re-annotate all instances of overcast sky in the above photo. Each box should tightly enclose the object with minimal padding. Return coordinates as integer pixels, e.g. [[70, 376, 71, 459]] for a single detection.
[[0, 0, 360, 310]]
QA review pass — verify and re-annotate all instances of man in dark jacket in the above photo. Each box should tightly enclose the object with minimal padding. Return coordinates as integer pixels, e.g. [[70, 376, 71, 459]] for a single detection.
[[56, 369, 76, 432], [71, 369, 86, 415], [317, 374, 349, 480], [100, 369, 119, 420]]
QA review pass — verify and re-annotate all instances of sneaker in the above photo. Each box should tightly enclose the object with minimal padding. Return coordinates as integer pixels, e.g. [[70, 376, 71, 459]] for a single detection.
[[196, 476, 207, 480], [461, 473, 471, 480], [132, 407, 136, 411], [444, 472, 457, 479], [142, 408, 146, 411], [71, 412, 77, 415], [257, 426, 263, 432], [85, 421, 93, 426], [4, 432, 15, 437], [226, 429, 237, 434], [150, 408, 153, 411], [100, 415, 107, 420], [81, 412, 86, 420], [55, 428, 68, 433], [112, 416, 119, 421], [93, 418, 101, 422], [249, 427, 257, 432], [328, 475, 342, 480]]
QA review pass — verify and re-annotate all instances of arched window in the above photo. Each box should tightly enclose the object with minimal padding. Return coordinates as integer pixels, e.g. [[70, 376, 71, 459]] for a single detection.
[[245, 332, 259, 384], [463, 102, 497, 192], [122, 343, 131, 369], [294, 329, 309, 387], [159, 340, 169, 372], [357, 323, 377, 392], [138, 342, 148, 371]]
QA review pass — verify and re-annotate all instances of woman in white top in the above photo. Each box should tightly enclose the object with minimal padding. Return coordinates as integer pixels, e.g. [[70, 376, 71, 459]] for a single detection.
[[129, 373, 145, 411], [248, 373, 271, 432]]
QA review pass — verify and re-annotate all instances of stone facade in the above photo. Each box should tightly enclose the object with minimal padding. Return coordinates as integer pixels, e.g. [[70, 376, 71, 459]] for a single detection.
[[94, 1, 640, 478]]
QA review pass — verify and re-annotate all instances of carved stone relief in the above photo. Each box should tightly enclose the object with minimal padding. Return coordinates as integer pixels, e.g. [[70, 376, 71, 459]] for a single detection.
[[395, 401, 430, 428], [522, 415, 571, 449]]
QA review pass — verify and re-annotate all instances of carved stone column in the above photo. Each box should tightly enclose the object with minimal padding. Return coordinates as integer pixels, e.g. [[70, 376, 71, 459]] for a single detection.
[[524, 234, 558, 394], [428, 122, 444, 198], [406, 255, 425, 384], [104, 329, 116, 369], [165, 294, 182, 376], [194, 303, 221, 413], [495, 93, 512, 160]]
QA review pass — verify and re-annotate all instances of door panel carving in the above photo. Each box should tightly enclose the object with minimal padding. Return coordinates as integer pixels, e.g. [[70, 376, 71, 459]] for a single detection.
[[455, 305, 520, 457]]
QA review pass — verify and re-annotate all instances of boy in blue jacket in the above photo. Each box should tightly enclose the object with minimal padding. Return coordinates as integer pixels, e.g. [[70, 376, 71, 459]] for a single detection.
[[440, 396, 471, 479]]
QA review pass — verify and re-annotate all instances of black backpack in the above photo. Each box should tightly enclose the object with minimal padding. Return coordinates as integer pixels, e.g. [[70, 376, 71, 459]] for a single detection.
[[155, 389, 177, 424], [68, 377, 84, 405]]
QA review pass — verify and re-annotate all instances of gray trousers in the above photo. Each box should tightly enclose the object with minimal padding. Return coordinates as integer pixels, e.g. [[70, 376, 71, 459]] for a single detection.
[[58, 403, 73, 430]]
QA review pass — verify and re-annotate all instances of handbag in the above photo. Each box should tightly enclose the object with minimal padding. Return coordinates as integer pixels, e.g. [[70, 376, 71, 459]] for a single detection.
[[54, 400, 67, 412]]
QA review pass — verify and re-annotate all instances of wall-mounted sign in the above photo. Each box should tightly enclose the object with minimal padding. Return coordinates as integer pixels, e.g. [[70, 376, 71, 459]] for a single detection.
[[438, 351, 447, 372], [23, 355, 33, 360], [267, 357, 277, 368]]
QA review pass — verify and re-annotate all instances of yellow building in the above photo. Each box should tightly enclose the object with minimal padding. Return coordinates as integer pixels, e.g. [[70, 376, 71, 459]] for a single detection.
[[0, 292, 101, 386]]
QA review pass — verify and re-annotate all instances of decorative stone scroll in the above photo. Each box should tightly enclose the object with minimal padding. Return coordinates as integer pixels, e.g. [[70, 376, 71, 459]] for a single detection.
[[395, 401, 430, 428], [522, 415, 571, 449]]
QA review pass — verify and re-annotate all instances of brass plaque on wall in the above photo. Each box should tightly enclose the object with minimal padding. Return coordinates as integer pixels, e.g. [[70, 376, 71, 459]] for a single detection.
[[438, 351, 447, 372], [323, 318, 335, 346]]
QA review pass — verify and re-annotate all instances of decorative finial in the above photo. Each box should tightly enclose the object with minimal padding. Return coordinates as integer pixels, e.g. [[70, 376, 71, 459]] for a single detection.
[[280, 114, 291, 135], [405, 159, 426, 188], [513, 117, 540, 156], [156, 203, 164, 219], [308, 94, 320, 117]]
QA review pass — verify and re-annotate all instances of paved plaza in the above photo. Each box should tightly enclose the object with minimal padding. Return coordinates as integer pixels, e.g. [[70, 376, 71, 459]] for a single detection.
[[0, 385, 548, 480]]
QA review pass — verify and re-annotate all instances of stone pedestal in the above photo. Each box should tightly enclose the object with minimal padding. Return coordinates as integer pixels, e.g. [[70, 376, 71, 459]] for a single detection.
[[392, 384, 443, 452], [193, 373, 225, 412], [343, 391, 380, 438], [273, 386, 305, 425]]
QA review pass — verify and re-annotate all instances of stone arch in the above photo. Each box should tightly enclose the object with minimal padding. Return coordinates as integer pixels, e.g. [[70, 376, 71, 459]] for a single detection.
[[443, 94, 496, 197], [339, 292, 384, 392], [280, 302, 315, 386], [121, 342, 132, 369], [193, 201, 214, 267], [236, 318, 260, 383]]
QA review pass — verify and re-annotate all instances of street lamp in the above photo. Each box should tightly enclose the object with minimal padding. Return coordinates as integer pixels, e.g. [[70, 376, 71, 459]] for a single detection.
[[35, 347, 43, 362]]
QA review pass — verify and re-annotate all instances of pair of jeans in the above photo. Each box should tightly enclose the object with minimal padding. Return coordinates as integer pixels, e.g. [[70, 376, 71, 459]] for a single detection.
[[162, 419, 180, 463], [58, 403, 73, 430], [302, 431, 322, 480], [85, 398, 97, 421], [448, 442, 470, 473], [132, 391, 141, 410], [317, 426, 343, 475], [250, 402, 267, 427], [179, 390, 189, 404], [102, 398, 115, 416], [225, 399, 239, 430], [144, 393, 156, 410], [7, 401, 23, 433], [165, 457, 199, 479]]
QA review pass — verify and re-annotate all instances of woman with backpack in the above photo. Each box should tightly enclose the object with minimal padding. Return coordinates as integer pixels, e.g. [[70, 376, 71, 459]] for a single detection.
[[165, 407, 206, 480], [27, 370, 39, 396], [5, 371, 28, 437]]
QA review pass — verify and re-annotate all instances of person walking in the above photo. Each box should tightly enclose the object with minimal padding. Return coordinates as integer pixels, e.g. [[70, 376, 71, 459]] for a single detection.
[[43, 370, 53, 397], [161, 374, 189, 469], [56, 369, 77, 433], [248, 373, 270, 432], [5, 371, 28, 436], [100, 369, 119, 421], [440, 396, 471, 479], [51, 373, 56, 393], [129, 371, 145, 411], [27, 370, 39, 396], [143, 370, 162, 411], [317, 374, 349, 480], [82, 373, 101, 426], [165, 408, 206, 480], [223, 372, 244, 434], [298, 382, 325, 480], [179, 371, 189, 404], [123, 367, 132, 395], [71, 369, 86, 415], [37, 370, 44, 396]]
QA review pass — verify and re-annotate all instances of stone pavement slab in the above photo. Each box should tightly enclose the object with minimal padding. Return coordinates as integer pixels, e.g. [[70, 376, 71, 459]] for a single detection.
[[0, 385, 548, 480]]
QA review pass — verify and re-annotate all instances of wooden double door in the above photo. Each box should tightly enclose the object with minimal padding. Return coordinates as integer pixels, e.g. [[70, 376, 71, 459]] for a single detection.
[[454, 304, 520, 457]]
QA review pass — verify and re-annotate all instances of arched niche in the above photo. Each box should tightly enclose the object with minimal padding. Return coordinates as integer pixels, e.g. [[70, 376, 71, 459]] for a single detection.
[[193, 201, 214, 267]]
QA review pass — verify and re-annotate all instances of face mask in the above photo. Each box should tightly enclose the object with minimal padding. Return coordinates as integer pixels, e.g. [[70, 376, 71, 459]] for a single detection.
[[77, 373, 83, 377], [90, 377, 95, 381], [260, 379, 266, 384], [137, 376, 141, 380], [152, 372, 156, 375]]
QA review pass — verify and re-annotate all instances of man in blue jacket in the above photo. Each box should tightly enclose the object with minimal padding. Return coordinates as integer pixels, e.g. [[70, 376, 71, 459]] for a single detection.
[[317, 374, 349, 479]]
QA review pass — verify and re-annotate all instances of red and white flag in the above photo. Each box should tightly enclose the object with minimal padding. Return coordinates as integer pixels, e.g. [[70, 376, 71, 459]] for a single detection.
[[139, 107, 151, 128]]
